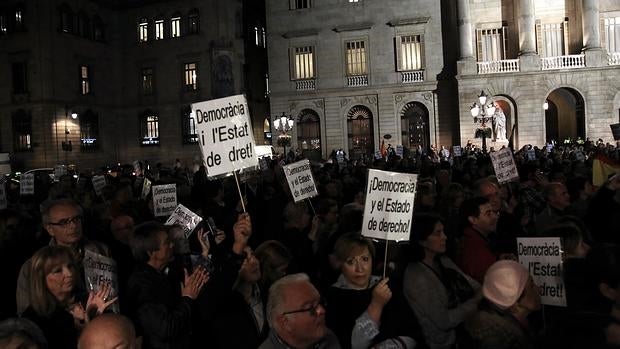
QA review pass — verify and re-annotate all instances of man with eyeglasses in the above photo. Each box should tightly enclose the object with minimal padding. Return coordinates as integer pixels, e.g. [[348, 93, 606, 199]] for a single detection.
[[260, 273, 341, 349], [16, 198, 110, 315]]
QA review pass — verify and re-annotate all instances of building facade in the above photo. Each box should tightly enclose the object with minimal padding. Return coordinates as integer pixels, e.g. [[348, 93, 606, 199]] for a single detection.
[[266, 0, 620, 158], [0, 0, 267, 170]]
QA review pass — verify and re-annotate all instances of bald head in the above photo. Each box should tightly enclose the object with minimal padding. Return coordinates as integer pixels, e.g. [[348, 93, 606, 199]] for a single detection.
[[78, 314, 136, 349]]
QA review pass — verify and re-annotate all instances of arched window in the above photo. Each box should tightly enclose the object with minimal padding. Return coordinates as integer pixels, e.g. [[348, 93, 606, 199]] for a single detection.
[[400, 102, 429, 151], [296, 109, 320, 152], [347, 105, 374, 160], [93, 15, 104, 41], [140, 110, 159, 145], [188, 9, 199, 34], [12, 109, 31, 151], [59, 4, 73, 33], [80, 109, 99, 151]]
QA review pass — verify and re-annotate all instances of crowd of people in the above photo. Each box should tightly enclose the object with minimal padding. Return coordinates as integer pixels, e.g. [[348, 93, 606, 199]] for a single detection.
[[0, 139, 619, 349]]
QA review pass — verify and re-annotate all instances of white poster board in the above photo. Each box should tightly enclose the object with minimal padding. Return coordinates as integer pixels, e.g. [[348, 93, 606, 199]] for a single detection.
[[92, 175, 106, 197], [490, 148, 519, 184], [453, 146, 462, 157], [375, 151, 383, 160], [84, 250, 119, 313], [526, 149, 536, 161], [192, 95, 258, 178], [20, 173, 34, 195], [165, 204, 203, 238], [0, 178, 7, 210], [141, 178, 152, 200], [517, 237, 566, 307], [362, 169, 417, 241], [283, 159, 318, 202], [152, 184, 177, 217], [396, 145, 403, 157]]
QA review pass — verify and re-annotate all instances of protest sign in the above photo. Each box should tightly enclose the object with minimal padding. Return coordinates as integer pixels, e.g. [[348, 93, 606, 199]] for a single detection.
[[526, 149, 536, 161], [255, 145, 274, 159], [375, 150, 383, 160], [20, 173, 34, 195], [192, 95, 257, 177], [0, 178, 7, 210], [611, 123, 620, 141], [396, 145, 403, 157], [490, 147, 519, 184], [92, 175, 106, 197], [362, 169, 417, 241], [141, 178, 152, 200], [517, 237, 566, 307], [453, 146, 462, 157], [283, 159, 318, 202], [165, 204, 203, 238], [152, 184, 177, 217], [54, 165, 67, 179], [84, 250, 119, 313]]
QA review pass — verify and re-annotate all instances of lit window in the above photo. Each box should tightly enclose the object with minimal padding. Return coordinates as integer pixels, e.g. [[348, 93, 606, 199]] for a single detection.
[[80, 110, 100, 151], [290, 0, 311, 9], [292, 46, 314, 80], [0, 13, 6, 33], [347, 105, 374, 160], [297, 109, 321, 152], [535, 22, 567, 57], [345, 40, 367, 76], [603, 17, 620, 53], [171, 15, 181, 38], [12, 62, 28, 94], [141, 113, 159, 145], [12, 109, 32, 151], [138, 17, 148, 42], [182, 107, 198, 144], [349, 0, 360, 2], [80, 65, 91, 95], [15, 8, 22, 29], [265, 73, 270, 96], [184, 63, 197, 91], [188, 9, 199, 34], [155, 18, 164, 40], [476, 27, 507, 61], [254, 25, 266, 47], [398, 35, 423, 71], [142, 68, 154, 95]]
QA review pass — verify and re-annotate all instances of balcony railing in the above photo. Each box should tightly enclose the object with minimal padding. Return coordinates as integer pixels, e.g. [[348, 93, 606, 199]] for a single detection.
[[610, 52, 620, 66], [401, 70, 424, 83], [477, 59, 520, 74], [295, 79, 316, 91], [346, 75, 368, 87], [541, 54, 585, 70]]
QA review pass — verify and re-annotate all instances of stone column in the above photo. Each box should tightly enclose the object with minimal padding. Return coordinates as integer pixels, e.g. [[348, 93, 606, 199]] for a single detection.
[[457, 0, 474, 59], [582, 0, 601, 50], [518, 0, 536, 55]]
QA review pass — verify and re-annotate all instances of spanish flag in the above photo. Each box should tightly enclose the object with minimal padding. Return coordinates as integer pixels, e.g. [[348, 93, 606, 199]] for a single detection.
[[592, 154, 620, 187]]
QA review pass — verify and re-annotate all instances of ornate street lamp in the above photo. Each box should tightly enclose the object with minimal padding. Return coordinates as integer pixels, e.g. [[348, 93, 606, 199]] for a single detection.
[[470, 90, 496, 152], [273, 112, 294, 163]]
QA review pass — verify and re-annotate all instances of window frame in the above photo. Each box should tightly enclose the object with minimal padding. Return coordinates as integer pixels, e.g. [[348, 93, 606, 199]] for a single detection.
[[154, 17, 164, 40], [80, 65, 91, 95], [141, 67, 154, 95], [138, 17, 148, 42], [290, 0, 311, 10], [602, 15, 620, 53], [535, 20, 569, 58], [171, 13, 181, 38], [140, 112, 160, 146], [183, 62, 198, 91], [182, 107, 199, 144], [344, 39, 368, 76], [289, 45, 316, 80], [395, 34, 425, 71], [188, 9, 199, 34]]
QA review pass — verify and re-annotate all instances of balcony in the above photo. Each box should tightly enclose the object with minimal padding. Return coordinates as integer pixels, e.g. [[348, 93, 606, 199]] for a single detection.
[[346, 75, 368, 87], [295, 79, 316, 91], [401, 70, 424, 83], [541, 54, 585, 70], [476, 59, 519, 74], [610, 52, 620, 66]]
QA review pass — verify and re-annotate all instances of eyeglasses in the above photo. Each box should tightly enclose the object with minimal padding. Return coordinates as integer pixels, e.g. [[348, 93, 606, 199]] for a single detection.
[[281, 299, 325, 317], [48, 215, 82, 227]]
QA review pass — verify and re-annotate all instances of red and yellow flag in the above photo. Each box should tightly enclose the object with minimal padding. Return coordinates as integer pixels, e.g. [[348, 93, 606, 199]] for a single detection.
[[592, 154, 620, 187]]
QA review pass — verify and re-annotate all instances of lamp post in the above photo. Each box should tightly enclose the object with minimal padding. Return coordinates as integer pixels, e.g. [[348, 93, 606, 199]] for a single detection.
[[470, 90, 496, 153], [273, 112, 294, 163], [62, 105, 78, 163]]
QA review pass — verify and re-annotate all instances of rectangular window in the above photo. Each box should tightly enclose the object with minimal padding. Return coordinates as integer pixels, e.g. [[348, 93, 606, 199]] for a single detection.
[[255, 26, 266, 48], [141, 115, 160, 145], [80, 65, 91, 95], [349, 0, 360, 2], [183, 108, 198, 144], [0, 13, 7, 33], [290, 0, 311, 9], [184, 63, 197, 91], [476, 27, 507, 62], [188, 13, 199, 34], [536, 22, 568, 57], [142, 68, 154, 95], [604, 17, 620, 53], [12, 111, 31, 151], [11, 62, 27, 94], [398, 35, 423, 71], [345, 40, 367, 76], [138, 19, 148, 42], [171, 16, 181, 38], [15, 9, 22, 29], [292, 46, 315, 80], [155, 19, 164, 40]]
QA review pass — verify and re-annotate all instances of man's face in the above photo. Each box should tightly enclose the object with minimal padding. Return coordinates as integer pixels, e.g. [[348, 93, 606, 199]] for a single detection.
[[470, 203, 499, 235], [278, 281, 327, 345], [45, 204, 83, 246], [479, 183, 501, 211], [149, 231, 174, 267], [549, 184, 570, 210]]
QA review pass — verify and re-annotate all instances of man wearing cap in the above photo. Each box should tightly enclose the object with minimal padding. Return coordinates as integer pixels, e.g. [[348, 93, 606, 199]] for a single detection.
[[465, 260, 541, 348]]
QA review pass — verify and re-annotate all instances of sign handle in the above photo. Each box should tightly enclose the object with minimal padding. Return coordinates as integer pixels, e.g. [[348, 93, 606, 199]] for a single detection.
[[306, 199, 316, 216], [233, 171, 246, 213], [382, 238, 389, 279]]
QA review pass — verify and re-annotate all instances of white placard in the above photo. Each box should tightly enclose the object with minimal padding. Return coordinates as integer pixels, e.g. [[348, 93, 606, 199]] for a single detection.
[[54, 165, 67, 179], [255, 145, 274, 159], [283, 160, 318, 202], [152, 184, 177, 217], [375, 151, 383, 160], [490, 148, 519, 184], [517, 237, 566, 307], [453, 146, 462, 157], [0, 179, 7, 210], [141, 178, 152, 200], [526, 149, 536, 161], [92, 175, 106, 197], [84, 250, 119, 313], [165, 204, 203, 238], [192, 95, 258, 177], [396, 145, 403, 157], [20, 173, 34, 195], [362, 169, 417, 241]]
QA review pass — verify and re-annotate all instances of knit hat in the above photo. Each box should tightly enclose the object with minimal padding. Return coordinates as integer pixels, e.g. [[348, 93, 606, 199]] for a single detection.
[[482, 260, 530, 309]]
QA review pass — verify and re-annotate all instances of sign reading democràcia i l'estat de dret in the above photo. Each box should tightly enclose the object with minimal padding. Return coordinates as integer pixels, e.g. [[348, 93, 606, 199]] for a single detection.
[[517, 237, 567, 307], [362, 169, 418, 241], [165, 204, 203, 239], [152, 183, 177, 217], [192, 95, 258, 178], [84, 249, 119, 313], [283, 159, 318, 203], [490, 147, 519, 184], [20, 173, 34, 195]]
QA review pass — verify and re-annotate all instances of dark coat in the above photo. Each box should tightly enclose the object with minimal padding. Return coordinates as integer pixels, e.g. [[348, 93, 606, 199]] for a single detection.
[[22, 306, 78, 349]]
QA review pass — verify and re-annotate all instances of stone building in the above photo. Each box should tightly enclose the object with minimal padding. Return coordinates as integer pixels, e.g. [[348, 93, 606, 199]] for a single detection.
[[0, 0, 268, 170], [266, 0, 620, 158]]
